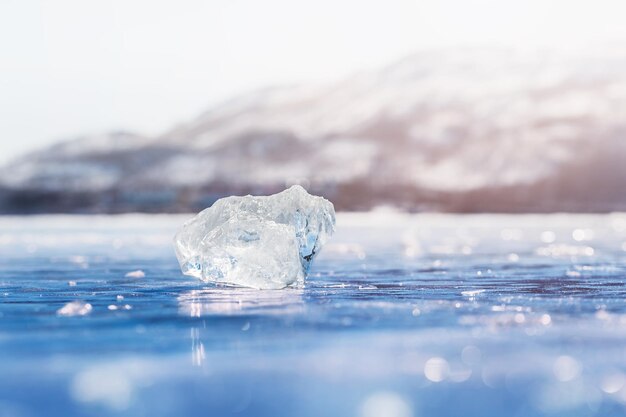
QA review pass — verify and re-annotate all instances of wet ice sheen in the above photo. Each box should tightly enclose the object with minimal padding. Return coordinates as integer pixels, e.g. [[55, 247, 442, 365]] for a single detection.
[[3, 213, 626, 417], [173, 185, 335, 289]]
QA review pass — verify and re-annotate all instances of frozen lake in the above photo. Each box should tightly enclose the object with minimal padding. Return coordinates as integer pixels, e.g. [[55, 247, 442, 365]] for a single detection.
[[2, 212, 626, 417]]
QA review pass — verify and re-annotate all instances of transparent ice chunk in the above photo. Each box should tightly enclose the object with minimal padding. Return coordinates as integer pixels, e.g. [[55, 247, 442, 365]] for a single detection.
[[174, 185, 335, 289]]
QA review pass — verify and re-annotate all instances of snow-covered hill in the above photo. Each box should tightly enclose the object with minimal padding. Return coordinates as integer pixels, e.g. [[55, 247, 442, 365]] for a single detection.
[[2, 46, 626, 213]]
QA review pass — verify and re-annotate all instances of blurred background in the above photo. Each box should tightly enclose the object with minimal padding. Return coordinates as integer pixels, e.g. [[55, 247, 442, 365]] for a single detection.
[[1, 0, 626, 214]]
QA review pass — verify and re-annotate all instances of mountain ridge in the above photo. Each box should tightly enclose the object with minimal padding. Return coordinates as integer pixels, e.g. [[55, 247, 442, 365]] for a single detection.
[[2, 45, 626, 213]]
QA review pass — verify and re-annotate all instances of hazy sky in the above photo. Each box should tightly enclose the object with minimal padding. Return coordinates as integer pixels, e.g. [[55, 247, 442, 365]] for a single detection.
[[1, 0, 625, 164]]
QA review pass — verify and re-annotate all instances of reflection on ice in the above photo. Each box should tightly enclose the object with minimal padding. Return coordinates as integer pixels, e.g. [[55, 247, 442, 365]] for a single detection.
[[177, 288, 304, 317], [190, 328, 205, 367]]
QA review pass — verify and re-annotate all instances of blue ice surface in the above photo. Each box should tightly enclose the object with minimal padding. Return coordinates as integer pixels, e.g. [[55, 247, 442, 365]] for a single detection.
[[1, 213, 626, 417]]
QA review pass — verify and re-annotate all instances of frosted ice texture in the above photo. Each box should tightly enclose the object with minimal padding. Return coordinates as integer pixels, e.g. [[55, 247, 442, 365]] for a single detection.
[[57, 301, 93, 316], [174, 185, 335, 289]]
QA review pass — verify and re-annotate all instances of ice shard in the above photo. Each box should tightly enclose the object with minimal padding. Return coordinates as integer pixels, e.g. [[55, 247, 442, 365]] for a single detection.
[[174, 185, 335, 289]]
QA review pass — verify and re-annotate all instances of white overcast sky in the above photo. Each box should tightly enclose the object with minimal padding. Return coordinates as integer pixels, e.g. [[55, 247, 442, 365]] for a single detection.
[[1, 0, 625, 164]]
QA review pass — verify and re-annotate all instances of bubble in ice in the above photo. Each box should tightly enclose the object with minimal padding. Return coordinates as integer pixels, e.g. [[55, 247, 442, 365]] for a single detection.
[[173, 185, 335, 289]]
